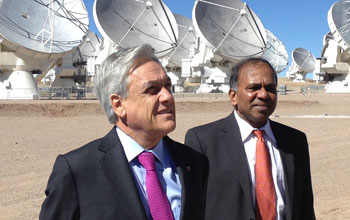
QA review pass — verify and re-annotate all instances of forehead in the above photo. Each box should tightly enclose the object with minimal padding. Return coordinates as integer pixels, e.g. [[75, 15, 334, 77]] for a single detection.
[[130, 60, 167, 80], [239, 62, 276, 83]]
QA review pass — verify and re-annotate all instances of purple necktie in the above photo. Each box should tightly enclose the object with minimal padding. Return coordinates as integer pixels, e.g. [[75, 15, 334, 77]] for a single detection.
[[138, 152, 174, 220]]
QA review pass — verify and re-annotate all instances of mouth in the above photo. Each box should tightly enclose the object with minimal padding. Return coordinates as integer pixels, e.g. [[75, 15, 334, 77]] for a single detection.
[[157, 109, 173, 115], [252, 104, 270, 110]]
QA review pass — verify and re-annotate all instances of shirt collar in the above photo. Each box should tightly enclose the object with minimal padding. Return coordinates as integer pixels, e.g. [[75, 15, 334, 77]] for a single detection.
[[234, 110, 276, 143], [116, 127, 167, 166]]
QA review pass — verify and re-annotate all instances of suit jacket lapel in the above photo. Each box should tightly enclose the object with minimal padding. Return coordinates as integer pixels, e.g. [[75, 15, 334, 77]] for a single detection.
[[271, 121, 295, 220], [221, 113, 255, 215], [98, 128, 147, 220]]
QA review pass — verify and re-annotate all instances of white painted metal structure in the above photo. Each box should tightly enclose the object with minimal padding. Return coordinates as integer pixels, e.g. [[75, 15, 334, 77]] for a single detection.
[[286, 48, 315, 82], [0, 0, 88, 99], [165, 14, 198, 69], [93, 0, 188, 92], [192, 0, 266, 62], [313, 0, 350, 93], [162, 14, 198, 92], [260, 29, 288, 73], [93, 0, 178, 58], [42, 31, 101, 87], [92, 0, 288, 94], [188, 0, 271, 93]]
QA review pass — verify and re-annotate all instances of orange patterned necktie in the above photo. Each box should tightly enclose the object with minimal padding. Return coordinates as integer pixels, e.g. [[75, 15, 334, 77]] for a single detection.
[[253, 130, 276, 220]]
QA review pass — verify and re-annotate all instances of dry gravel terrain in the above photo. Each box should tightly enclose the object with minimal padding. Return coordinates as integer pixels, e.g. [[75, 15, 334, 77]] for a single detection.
[[0, 89, 349, 219]]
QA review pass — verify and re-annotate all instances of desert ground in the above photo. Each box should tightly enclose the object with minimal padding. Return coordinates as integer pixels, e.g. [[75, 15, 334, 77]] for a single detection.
[[0, 85, 349, 219]]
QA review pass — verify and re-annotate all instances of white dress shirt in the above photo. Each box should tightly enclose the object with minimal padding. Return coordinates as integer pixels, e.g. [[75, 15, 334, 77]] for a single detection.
[[234, 111, 286, 220], [116, 127, 182, 220]]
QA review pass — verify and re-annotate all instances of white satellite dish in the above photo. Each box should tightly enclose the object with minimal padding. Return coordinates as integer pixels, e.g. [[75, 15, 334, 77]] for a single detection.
[[315, 1, 350, 93], [192, 0, 266, 62], [76, 31, 101, 77], [286, 48, 315, 81], [93, 0, 178, 58], [78, 31, 101, 58], [38, 31, 98, 85], [0, 0, 88, 57], [292, 48, 315, 73], [328, 0, 350, 51], [0, 0, 88, 99], [165, 14, 198, 68], [161, 14, 199, 92], [260, 29, 288, 73]]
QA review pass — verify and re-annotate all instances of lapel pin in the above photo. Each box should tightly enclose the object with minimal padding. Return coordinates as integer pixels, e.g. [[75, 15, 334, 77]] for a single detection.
[[186, 166, 191, 171]]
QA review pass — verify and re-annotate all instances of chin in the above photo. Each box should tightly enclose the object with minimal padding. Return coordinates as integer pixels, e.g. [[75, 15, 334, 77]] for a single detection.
[[163, 122, 176, 134]]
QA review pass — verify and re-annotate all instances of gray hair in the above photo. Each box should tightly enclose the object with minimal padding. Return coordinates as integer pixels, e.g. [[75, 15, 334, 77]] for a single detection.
[[94, 44, 161, 124], [229, 58, 277, 91]]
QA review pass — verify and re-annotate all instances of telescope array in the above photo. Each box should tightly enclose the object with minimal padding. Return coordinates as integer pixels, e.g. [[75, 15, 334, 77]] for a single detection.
[[92, 0, 288, 94], [6, 0, 350, 97]]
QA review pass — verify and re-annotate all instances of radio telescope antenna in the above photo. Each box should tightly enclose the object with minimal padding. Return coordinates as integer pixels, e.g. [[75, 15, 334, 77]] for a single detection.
[[93, 0, 178, 58], [192, 0, 267, 62], [328, 0, 350, 51], [260, 29, 288, 73], [316, 0, 350, 93], [0, 0, 88, 55], [160, 14, 199, 93], [286, 48, 315, 82], [185, 0, 267, 93], [0, 0, 88, 99], [165, 14, 198, 68]]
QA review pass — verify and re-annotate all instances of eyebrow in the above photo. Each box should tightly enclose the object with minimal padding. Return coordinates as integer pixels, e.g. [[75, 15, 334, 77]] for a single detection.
[[246, 82, 276, 88], [141, 76, 171, 90]]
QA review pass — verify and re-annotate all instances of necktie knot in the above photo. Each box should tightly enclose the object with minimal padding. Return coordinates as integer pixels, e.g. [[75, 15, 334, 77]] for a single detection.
[[138, 152, 156, 171], [253, 129, 264, 140]]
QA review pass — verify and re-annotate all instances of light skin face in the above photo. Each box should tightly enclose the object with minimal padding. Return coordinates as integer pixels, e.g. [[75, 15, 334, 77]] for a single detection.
[[111, 60, 175, 149], [229, 62, 277, 128]]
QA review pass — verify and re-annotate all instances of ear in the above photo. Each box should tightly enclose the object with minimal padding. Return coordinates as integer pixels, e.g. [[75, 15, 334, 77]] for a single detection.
[[110, 94, 126, 119], [229, 89, 238, 108]]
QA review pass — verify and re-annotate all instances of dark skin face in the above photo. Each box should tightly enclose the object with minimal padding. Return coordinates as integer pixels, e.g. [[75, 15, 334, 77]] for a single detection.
[[229, 62, 277, 128]]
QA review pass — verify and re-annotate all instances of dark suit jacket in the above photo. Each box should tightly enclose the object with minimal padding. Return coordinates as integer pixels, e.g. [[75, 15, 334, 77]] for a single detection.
[[185, 112, 315, 220], [40, 128, 208, 220]]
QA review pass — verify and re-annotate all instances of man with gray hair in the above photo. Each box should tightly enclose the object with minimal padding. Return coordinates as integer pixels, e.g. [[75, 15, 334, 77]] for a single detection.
[[185, 58, 315, 220], [40, 44, 208, 220]]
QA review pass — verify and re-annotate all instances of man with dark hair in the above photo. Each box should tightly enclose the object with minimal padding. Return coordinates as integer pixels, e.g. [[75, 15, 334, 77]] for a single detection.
[[40, 44, 208, 220], [185, 58, 315, 220]]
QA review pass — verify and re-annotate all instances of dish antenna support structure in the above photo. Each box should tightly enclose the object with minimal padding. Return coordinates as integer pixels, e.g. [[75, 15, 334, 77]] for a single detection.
[[313, 0, 350, 93], [0, 0, 88, 99]]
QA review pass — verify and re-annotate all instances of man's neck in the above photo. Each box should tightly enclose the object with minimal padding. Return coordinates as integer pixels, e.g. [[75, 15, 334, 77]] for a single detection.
[[235, 110, 267, 129], [116, 125, 162, 150]]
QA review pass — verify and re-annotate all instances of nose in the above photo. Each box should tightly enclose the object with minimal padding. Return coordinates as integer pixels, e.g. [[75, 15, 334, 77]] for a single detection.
[[159, 86, 173, 103], [257, 87, 268, 99]]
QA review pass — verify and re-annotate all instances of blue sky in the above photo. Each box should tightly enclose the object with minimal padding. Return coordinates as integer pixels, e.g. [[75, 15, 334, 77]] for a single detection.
[[83, 0, 337, 77]]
